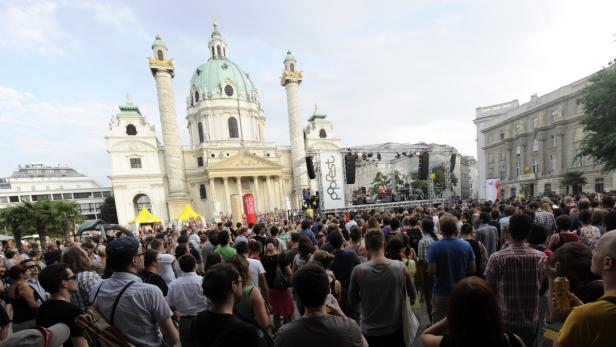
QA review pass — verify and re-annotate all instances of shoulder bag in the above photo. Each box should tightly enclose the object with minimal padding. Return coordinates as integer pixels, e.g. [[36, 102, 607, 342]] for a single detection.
[[399, 262, 419, 347]]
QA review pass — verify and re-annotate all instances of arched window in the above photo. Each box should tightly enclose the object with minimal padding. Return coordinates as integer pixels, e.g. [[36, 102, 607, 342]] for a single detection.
[[228, 117, 239, 138], [319, 129, 327, 138], [290, 63, 295, 72], [157, 50, 163, 60], [126, 124, 137, 135], [223, 47, 226, 57], [198, 122, 204, 143], [199, 184, 207, 200], [133, 194, 151, 216], [217, 45, 222, 58], [194, 90, 199, 103], [211, 46, 215, 57]]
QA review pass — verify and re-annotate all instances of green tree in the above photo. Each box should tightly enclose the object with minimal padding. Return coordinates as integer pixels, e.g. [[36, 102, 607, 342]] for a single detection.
[[410, 171, 428, 193], [0, 203, 35, 246], [560, 171, 587, 195], [0, 200, 82, 248], [369, 172, 391, 195], [578, 59, 616, 171], [100, 196, 118, 223]]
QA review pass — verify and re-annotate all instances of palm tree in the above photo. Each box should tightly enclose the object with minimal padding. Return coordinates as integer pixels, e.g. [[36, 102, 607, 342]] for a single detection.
[[369, 172, 391, 195], [561, 171, 587, 195], [0, 203, 35, 247]]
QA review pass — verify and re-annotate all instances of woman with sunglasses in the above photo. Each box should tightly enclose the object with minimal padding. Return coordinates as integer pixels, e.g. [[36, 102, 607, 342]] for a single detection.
[[6, 263, 39, 332]]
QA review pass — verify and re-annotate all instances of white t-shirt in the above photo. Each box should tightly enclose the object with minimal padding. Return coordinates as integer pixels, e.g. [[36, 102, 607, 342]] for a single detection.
[[156, 253, 176, 284], [246, 257, 266, 288]]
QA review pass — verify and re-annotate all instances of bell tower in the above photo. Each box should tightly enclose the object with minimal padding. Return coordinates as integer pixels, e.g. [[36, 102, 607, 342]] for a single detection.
[[281, 51, 309, 208], [149, 35, 191, 219]]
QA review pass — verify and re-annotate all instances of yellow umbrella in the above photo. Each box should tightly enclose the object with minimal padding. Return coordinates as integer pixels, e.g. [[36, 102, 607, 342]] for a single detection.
[[129, 207, 162, 224], [177, 204, 204, 221]]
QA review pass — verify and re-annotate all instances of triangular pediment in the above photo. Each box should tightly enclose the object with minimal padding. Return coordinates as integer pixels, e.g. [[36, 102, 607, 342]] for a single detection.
[[209, 152, 282, 171]]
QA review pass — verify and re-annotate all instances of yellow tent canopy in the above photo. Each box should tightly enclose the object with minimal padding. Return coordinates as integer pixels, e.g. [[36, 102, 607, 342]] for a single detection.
[[129, 207, 162, 224], [177, 204, 204, 221]]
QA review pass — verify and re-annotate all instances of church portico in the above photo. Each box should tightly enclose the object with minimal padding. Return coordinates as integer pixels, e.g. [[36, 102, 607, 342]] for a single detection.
[[205, 152, 286, 216]]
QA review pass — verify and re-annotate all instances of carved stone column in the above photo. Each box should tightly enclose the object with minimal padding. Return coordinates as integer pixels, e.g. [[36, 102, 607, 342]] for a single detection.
[[223, 177, 230, 215], [266, 176, 273, 211], [253, 176, 261, 214], [236, 177, 242, 196]]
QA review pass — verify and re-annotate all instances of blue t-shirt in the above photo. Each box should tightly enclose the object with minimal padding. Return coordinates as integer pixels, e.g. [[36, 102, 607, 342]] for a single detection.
[[299, 229, 317, 244], [427, 238, 475, 296]]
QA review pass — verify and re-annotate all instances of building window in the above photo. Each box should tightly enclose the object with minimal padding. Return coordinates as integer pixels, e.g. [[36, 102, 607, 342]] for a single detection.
[[126, 124, 137, 136], [515, 161, 520, 177], [217, 45, 222, 57], [194, 90, 199, 103], [157, 50, 163, 60], [575, 150, 584, 168], [199, 184, 207, 200], [130, 158, 142, 169], [197, 156, 204, 167], [224, 85, 234, 97], [516, 146, 521, 156], [532, 159, 539, 174], [549, 155, 557, 173], [290, 63, 295, 72], [499, 165, 505, 180], [552, 135, 558, 147], [532, 138, 539, 152], [595, 177, 604, 193], [211, 46, 215, 57], [499, 131, 504, 140], [198, 122, 204, 143], [73, 192, 92, 199], [62, 193, 73, 200], [228, 117, 239, 138], [544, 183, 552, 194], [319, 129, 327, 138]]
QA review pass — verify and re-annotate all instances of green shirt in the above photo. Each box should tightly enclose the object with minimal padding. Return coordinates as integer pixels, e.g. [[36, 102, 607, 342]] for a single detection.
[[215, 245, 237, 262]]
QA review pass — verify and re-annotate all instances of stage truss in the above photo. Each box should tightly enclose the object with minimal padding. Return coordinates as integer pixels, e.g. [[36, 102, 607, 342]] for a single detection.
[[320, 198, 447, 214]]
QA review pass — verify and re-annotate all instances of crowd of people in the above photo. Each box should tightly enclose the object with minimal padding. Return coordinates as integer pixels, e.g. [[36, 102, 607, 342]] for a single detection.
[[0, 192, 614, 346]]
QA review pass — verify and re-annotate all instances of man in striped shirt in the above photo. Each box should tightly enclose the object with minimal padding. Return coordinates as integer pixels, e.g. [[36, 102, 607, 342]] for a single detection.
[[485, 213, 546, 347]]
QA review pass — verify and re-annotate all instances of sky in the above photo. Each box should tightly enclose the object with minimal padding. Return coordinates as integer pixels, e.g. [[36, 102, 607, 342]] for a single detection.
[[0, 0, 615, 186]]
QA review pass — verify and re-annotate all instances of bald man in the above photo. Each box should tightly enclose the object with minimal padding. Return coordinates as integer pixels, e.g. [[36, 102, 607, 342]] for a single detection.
[[555, 230, 616, 347]]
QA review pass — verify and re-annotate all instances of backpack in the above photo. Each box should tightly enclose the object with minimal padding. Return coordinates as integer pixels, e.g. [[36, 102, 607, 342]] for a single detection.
[[76, 281, 137, 347]]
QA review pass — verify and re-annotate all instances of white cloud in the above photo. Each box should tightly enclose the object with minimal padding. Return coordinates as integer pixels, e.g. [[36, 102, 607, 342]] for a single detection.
[[0, 1, 69, 55], [0, 85, 117, 185]]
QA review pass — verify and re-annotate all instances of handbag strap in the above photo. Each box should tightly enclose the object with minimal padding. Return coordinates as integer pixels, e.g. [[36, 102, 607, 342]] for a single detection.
[[110, 281, 135, 326]]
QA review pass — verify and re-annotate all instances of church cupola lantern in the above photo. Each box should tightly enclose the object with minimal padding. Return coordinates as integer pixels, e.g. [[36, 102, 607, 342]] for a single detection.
[[208, 20, 228, 60], [152, 35, 168, 61]]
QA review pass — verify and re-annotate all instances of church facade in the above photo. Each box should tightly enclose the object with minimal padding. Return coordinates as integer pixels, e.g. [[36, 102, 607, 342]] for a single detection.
[[106, 25, 340, 225]]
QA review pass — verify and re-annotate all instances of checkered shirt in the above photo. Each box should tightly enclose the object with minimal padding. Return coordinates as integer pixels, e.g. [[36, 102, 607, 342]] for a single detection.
[[535, 210, 556, 233], [70, 270, 102, 313], [418, 234, 436, 262], [484, 245, 546, 328]]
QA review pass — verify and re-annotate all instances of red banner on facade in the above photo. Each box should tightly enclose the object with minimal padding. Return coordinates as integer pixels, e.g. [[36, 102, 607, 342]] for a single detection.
[[243, 194, 257, 225]]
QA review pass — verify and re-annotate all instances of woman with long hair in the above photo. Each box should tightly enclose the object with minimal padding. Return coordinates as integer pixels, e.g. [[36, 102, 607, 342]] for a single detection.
[[292, 236, 316, 272], [228, 255, 272, 337], [421, 276, 525, 347], [6, 264, 38, 332], [61, 246, 102, 313], [261, 238, 293, 330]]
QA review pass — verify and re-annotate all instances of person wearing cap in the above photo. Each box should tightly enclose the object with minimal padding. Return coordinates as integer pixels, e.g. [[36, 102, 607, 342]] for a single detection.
[[36, 263, 87, 347], [2, 323, 70, 347], [89, 236, 179, 346]]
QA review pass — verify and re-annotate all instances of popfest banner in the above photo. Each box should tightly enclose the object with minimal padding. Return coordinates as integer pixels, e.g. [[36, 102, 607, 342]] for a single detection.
[[319, 151, 346, 209], [485, 179, 501, 202]]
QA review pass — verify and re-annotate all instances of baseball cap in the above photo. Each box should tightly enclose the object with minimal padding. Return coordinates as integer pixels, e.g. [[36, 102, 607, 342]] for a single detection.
[[3, 323, 70, 347]]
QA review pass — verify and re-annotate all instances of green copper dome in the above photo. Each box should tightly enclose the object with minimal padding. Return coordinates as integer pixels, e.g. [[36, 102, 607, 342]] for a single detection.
[[190, 58, 257, 100]]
